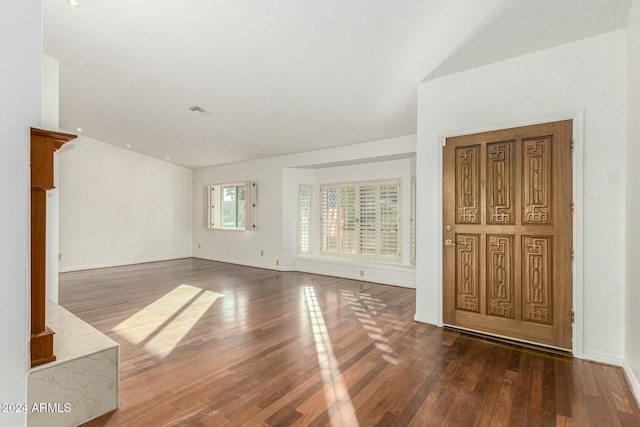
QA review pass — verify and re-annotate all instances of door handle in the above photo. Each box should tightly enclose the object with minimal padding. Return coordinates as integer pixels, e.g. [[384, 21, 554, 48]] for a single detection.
[[444, 239, 456, 246]]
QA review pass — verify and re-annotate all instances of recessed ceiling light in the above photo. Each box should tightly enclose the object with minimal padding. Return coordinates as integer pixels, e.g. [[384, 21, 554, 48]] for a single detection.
[[67, 0, 79, 7], [76, 127, 82, 132], [126, 144, 131, 148], [166, 156, 171, 160]]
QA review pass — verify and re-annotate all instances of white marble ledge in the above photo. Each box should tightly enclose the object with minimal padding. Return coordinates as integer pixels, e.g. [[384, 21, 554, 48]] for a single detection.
[[30, 300, 119, 373], [27, 348, 119, 427]]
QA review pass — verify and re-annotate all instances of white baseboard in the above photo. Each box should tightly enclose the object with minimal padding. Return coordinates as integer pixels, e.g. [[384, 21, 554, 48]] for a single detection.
[[582, 351, 624, 366], [194, 255, 294, 272], [196, 255, 415, 288], [414, 313, 437, 326], [59, 255, 414, 287], [59, 254, 416, 290], [59, 255, 193, 273], [623, 360, 640, 407], [295, 265, 415, 288]]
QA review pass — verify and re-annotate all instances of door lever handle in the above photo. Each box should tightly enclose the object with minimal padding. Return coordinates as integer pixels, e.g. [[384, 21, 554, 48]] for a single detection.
[[444, 239, 456, 246]]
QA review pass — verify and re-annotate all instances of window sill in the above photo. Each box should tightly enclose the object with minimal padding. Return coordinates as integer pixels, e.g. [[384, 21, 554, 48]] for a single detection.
[[206, 228, 251, 232], [296, 254, 415, 271]]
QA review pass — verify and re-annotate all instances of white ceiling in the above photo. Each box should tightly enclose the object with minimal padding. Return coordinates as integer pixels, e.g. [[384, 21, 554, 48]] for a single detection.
[[44, 0, 631, 169]]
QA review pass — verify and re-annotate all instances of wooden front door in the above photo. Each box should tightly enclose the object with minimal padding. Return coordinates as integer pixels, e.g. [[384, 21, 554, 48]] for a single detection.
[[443, 120, 573, 351]]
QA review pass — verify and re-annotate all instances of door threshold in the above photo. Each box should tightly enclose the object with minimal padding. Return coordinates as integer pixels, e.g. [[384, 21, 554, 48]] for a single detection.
[[443, 324, 573, 358]]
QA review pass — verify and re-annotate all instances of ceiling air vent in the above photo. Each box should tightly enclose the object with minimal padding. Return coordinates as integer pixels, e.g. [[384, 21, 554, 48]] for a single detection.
[[188, 105, 210, 115]]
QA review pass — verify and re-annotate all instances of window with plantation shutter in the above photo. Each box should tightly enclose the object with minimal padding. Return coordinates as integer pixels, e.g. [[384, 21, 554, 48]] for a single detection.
[[321, 186, 338, 252], [378, 182, 399, 259], [340, 186, 357, 254], [203, 181, 256, 231], [298, 185, 311, 254], [318, 179, 401, 261], [358, 184, 377, 256]]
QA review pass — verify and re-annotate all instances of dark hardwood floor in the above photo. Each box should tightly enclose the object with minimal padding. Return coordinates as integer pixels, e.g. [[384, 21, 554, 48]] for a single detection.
[[58, 258, 640, 426]]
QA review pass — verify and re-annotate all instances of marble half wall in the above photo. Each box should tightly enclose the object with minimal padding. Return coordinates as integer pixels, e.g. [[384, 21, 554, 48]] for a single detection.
[[27, 302, 119, 426]]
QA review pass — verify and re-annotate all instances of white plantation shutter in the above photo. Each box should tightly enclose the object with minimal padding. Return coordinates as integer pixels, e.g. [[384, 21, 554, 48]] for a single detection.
[[203, 185, 217, 229], [321, 186, 338, 253], [298, 185, 311, 253], [378, 181, 400, 259], [203, 185, 211, 229], [319, 180, 401, 261], [244, 181, 256, 231], [358, 184, 377, 256], [340, 186, 357, 254]]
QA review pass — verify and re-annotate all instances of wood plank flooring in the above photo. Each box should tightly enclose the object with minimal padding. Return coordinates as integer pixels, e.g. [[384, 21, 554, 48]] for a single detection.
[[58, 258, 640, 426]]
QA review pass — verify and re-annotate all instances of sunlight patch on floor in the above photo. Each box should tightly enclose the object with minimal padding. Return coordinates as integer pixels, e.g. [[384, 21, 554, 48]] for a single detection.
[[112, 284, 222, 358], [340, 290, 398, 365], [305, 286, 358, 426]]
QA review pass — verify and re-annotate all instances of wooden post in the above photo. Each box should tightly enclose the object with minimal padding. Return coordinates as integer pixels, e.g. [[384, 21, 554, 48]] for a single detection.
[[30, 128, 77, 367]]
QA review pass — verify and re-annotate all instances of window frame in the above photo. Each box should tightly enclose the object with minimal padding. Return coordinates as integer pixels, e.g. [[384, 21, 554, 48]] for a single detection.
[[203, 181, 256, 231]]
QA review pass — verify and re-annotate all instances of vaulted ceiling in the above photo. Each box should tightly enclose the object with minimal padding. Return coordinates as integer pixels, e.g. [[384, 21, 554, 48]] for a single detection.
[[44, 0, 631, 168]]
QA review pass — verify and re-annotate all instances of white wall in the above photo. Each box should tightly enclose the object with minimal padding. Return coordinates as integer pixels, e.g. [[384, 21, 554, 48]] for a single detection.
[[416, 30, 627, 363], [193, 135, 416, 286], [41, 55, 59, 130], [58, 136, 193, 271], [0, 1, 41, 425], [42, 54, 61, 302], [625, 0, 640, 403], [194, 156, 285, 269]]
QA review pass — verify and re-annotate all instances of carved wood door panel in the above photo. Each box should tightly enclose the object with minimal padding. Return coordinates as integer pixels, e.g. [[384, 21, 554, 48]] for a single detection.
[[443, 120, 573, 351]]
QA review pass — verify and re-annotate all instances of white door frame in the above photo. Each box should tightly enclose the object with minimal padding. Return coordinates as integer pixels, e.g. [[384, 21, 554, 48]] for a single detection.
[[434, 111, 585, 358]]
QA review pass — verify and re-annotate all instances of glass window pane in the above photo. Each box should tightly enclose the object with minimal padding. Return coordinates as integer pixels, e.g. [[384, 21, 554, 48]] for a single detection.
[[237, 185, 246, 229], [221, 186, 237, 229]]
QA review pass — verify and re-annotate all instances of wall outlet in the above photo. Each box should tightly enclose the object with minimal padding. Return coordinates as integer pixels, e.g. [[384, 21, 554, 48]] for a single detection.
[[276, 260, 279, 266], [359, 270, 364, 277], [58, 253, 62, 260], [198, 243, 201, 249], [261, 250, 264, 256]]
